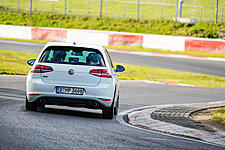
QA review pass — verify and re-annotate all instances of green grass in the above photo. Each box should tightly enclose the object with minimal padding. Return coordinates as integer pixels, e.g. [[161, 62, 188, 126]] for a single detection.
[[1, 7, 225, 38], [0, 37, 48, 44], [0, 50, 38, 74], [2, 0, 225, 22], [116, 63, 225, 88], [1, 49, 225, 88], [212, 107, 225, 125]]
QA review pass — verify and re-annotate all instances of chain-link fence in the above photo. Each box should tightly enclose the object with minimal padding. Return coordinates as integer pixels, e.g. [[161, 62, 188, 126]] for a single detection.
[[0, 0, 225, 23]]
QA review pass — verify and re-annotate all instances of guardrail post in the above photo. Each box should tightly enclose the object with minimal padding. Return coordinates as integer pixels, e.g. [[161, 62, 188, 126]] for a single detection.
[[35, 0, 37, 9], [179, 0, 183, 17], [88, 0, 90, 14], [161, 4, 163, 19], [123, 3, 126, 17], [18, 0, 19, 9], [215, 0, 219, 24], [105, 0, 107, 16], [52, 1, 54, 12], [64, 0, 67, 16], [136, 0, 140, 21], [69, 0, 71, 12], [175, 0, 179, 21], [100, 0, 103, 19], [29, 0, 32, 15]]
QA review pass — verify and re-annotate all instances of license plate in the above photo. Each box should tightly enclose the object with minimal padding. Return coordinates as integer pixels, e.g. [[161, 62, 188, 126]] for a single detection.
[[56, 87, 84, 95]]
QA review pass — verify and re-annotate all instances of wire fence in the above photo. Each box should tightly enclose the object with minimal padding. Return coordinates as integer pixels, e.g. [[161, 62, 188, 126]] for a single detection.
[[0, 0, 225, 23]]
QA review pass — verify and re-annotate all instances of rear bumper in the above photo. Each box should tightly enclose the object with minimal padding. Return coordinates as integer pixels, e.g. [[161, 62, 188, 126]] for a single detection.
[[36, 97, 105, 109], [26, 78, 115, 108]]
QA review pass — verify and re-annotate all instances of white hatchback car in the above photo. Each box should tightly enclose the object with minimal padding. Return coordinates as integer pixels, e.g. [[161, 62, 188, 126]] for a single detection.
[[26, 42, 125, 119]]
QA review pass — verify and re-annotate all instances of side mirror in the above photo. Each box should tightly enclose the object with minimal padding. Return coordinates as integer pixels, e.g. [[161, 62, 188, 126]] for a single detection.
[[116, 65, 125, 72], [27, 59, 36, 66]]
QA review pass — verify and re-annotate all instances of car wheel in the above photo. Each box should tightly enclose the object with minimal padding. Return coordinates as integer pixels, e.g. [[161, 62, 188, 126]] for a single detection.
[[114, 95, 119, 115], [25, 96, 38, 111], [102, 103, 114, 119]]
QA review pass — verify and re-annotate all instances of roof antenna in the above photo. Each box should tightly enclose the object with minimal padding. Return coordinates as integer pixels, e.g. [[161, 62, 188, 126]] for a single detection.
[[73, 42, 76, 45]]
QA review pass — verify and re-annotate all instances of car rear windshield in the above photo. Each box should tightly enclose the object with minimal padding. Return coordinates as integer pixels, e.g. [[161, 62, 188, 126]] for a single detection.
[[39, 46, 105, 66]]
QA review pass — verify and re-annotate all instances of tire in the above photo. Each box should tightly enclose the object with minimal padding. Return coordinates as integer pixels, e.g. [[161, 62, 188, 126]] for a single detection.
[[25, 96, 38, 111], [114, 95, 119, 115], [102, 103, 114, 119]]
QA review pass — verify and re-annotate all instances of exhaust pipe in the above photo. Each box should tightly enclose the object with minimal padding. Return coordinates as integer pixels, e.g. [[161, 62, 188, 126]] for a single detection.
[[92, 102, 98, 107], [40, 99, 45, 103]]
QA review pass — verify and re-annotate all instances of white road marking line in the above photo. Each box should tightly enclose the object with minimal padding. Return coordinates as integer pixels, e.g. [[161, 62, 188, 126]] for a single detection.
[[120, 80, 200, 88], [139, 137, 195, 143]]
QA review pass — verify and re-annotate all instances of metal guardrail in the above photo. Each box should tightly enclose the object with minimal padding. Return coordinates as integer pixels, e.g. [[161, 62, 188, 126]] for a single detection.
[[0, 0, 224, 23]]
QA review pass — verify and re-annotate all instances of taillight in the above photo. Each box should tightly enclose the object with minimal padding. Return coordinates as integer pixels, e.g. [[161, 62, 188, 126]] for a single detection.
[[32, 65, 53, 73], [89, 70, 111, 78]]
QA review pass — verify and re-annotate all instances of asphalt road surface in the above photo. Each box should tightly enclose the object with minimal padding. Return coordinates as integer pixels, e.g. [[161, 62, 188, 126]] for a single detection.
[[0, 75, 225, 150], [1, 40, 225, 77]]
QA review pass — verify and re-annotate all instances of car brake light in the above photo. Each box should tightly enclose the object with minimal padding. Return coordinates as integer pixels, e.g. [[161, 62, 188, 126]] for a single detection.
[[32, 65, 53, 73], [89, 70, 111, 78]]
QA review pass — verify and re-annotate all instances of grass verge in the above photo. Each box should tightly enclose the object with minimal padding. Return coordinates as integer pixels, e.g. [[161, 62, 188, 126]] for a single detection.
[[212, 108, 225, 125], [1, 49, 225, 88], [0, 8, 225, 39], [0, 50, 38, 75], [1, 37, 225, 59], [116, 63, 225, 88], [0, 37, 48, 44]]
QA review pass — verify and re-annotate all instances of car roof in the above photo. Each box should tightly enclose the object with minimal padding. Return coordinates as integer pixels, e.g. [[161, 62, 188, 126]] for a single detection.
[[44, 42, 106, 53]]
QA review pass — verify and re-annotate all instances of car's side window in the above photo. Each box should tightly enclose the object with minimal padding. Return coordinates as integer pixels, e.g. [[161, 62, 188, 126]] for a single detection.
[[104, 49, 114, 69]]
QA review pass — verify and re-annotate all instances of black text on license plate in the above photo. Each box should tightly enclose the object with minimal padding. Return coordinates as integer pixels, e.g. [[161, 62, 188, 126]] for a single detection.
[[56, 87, 84, 95]]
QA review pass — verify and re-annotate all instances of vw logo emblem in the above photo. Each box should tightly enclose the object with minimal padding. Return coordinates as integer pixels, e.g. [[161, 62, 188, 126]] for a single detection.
[[68, 69, 74, 75]]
